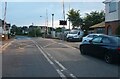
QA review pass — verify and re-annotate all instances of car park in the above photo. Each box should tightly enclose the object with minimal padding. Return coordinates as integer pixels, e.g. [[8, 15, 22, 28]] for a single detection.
[[79, 34, 120, 64]]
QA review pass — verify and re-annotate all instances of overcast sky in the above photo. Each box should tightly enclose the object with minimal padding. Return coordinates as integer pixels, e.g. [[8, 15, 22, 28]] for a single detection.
[[1, 1, 105, 29]]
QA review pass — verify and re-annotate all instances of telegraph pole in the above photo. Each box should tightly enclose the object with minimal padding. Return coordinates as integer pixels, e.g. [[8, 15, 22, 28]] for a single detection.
[[69, 3, 70, 32], [62, 0, 65, 40], [52, 14, 54, 38], [46, 9, 48, 35], [4, 2, 7, 33]]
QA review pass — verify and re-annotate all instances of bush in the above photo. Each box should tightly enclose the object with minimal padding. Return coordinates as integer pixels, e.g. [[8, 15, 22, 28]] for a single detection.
[[28, 28, 42, 37], [28, 29, 36, 37]]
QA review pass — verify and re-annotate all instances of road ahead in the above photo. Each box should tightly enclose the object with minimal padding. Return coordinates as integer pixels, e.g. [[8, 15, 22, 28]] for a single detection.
[[2, 36, 120, 79]]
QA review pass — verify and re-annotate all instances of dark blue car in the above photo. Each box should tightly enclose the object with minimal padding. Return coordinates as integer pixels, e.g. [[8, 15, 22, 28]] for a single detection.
[[79, 34, 120, 64]]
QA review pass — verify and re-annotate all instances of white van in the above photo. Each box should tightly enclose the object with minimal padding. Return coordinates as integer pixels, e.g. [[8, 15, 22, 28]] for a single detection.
[[66, 29, 84, 41]]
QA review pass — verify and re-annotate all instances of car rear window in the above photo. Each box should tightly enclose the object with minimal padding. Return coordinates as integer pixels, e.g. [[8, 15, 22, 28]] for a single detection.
[[111, 37, 120, 46]]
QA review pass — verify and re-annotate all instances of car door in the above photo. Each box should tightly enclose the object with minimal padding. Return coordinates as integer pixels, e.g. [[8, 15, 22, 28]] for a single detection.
[[97, 37, 111, 56], [90, 36, 103, 55], [91, 36, 111, 57]]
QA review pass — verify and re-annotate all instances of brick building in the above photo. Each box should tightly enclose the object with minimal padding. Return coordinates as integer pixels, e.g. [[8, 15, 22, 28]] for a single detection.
[[103, 0, 120, 35]]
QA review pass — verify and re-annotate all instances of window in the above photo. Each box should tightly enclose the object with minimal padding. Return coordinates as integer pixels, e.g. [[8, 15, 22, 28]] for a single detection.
[[88, 35, 98, 38], [92, 37, 102, 43], [109, 2, 117, 13], [88, 35, 93, 38], [107, 26, 112, 35], [102, 37, 111, 44]]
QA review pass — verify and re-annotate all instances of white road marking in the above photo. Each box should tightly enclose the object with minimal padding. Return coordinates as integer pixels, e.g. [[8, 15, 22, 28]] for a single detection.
[[70, 74, 76, 78], [33, 39, 78, 79], [32, 40, 66, 78], [54, 59, 77, 79], [56, 69, 66, 78], [1, 40, 14, 51], [54, 60, 67, 70]]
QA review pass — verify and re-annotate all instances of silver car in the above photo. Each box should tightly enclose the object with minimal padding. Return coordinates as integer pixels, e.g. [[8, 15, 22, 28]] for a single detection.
[[82, 34, 104, 42]]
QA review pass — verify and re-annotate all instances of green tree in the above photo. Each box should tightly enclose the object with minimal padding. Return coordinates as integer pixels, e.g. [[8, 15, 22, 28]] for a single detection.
[[67, 9, 83, 29], [16, 27, 22, 35], [22, 26, 28, 35], [28, 28, 36, 37], [36, 27, 42, 37], [55, 27, 62, 32], [11, 25, 23, 35], [10, 25, 17, 35], [82, 11, 105, 34], [28, 26, 42, 37]]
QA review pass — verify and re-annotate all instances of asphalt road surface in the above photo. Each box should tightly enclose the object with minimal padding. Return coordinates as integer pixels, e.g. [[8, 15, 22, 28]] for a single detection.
[[2, 36, 120, 79]]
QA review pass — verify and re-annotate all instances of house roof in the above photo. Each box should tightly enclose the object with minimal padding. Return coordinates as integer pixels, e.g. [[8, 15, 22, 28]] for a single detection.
[[90, 22, 105, 29], [103, 0, 111, 4]]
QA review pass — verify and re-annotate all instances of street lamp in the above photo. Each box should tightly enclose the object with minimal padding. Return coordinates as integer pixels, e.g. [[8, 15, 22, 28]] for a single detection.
[[52, 14, 54, 38], [40, 16, 46, 38]]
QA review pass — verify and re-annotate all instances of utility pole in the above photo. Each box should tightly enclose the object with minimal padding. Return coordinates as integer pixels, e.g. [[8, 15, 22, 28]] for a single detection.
[[52, 14, 54, 38], [69, 3, 70, 32], [62, 0, 65, 40], [3, 2, 7, 33], [46, 9, 48, 35]]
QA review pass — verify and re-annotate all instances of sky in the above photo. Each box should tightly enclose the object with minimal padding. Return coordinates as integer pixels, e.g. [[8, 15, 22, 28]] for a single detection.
[[1, 1, 105, 29]]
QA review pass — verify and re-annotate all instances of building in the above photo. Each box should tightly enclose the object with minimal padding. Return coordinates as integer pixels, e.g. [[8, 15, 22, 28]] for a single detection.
[[103, 0, 120, 35], [89, 22, 105, 34]]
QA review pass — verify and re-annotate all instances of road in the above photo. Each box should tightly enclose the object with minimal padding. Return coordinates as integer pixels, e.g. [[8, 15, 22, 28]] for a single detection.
[[2, 36, 120, 79]]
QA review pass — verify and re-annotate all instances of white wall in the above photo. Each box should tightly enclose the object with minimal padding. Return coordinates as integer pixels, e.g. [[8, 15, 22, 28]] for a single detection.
[[105, 1, 120, 22], [119, 2, 120, 20]]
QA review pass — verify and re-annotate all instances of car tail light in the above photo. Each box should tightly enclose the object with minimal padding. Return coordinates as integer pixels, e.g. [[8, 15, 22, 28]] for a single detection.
[[117, 48, 120, 51]]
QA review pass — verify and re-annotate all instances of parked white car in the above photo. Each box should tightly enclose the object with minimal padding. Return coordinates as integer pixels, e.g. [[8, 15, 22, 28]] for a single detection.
[[82, 34, 103, 42], [66, 30, 84, 41]]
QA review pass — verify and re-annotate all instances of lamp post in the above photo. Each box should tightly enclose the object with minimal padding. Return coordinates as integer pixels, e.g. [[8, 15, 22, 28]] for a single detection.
[[52, 14, 54, 38], [40, 16, 46, 38]]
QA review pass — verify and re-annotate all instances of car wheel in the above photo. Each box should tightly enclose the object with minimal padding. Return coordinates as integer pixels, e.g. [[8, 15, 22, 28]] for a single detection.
[[66, 38, 69, 42], [104, 53, 113, 64], [80, 47, 86, 55]]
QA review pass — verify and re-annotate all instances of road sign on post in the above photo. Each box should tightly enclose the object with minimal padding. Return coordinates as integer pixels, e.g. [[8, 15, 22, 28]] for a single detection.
[[59, 20, 67, 40], [59, 20, 67, 25]]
